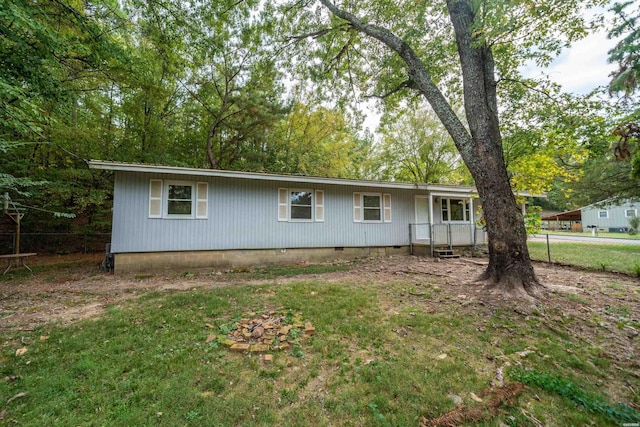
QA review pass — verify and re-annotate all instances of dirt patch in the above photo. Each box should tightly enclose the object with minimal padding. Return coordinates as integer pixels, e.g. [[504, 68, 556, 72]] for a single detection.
[[1, 254, 639, 352]]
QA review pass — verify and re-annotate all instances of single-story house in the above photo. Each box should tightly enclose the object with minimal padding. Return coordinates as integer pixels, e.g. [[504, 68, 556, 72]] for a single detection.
[[580, 199, 640, 232], [89, 160, 492, 273]]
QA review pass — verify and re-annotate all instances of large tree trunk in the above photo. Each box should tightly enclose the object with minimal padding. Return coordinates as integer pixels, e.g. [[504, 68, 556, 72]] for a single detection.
[[317, 0, 543, 297], [446, 0, 540, 296]]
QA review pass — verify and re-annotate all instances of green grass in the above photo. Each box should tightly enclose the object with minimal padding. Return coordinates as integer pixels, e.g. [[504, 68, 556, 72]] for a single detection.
[[528, 241, 640, 274], [542, 230, 640, 239], [235, 263, 351, 280], [1, 280, 637, 426]]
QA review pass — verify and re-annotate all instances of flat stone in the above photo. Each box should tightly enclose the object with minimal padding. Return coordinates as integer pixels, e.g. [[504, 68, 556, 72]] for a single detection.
[[243, 331, 252, 339], [305, 323, 316, 336], [264, 354, 273, 363], [222, 339, 236, 347], [449, 394, 463, 406], [249, 344, 270, 352], [230, 343, 250, 353], [205, 334, 217, 343]]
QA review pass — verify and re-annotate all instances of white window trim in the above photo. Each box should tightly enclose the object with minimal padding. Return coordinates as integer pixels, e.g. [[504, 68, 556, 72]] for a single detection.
[[598, 210, 609, 219], [361, 193, 383, 223], [625, 209, 637, 218], [163, 180, 199, 219], [289, 188, 314, 222], [353, 192, 392, 223], [441, 198, 471, 223], [278, 188, 323, 222]]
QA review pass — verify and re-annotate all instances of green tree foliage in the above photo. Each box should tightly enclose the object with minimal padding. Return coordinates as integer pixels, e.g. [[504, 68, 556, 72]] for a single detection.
[[1, 0, 130, 228], [609, 1, 640, 95], [607, 1, 640, 184], [369, 106, 469, 184], [273, 0, 602, 295], [1, 0, 372, 233], [267, 102, 370, 177]]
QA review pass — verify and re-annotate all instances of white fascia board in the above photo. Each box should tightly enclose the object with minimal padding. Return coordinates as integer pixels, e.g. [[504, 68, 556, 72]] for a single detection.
[[88, 160, 432, 190]]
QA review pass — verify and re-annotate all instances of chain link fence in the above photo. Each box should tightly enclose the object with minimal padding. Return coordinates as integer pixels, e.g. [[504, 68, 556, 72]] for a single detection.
[[0, 233, 111, 255], [528, 232, 640, 275]]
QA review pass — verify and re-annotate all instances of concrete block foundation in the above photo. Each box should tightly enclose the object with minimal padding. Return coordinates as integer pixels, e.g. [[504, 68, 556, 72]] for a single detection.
[[113, 246, 411, 274]]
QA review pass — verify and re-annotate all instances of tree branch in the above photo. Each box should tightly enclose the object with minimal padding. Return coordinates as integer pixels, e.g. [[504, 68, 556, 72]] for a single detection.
[[288, 26, 347, 41], [317, 0, 473, 155], [364, 80, 417, 99]]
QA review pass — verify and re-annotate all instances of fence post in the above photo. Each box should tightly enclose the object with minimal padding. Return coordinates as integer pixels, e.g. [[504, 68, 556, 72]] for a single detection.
[[546, 233, 551, 263], [473, 224, 476, 247], [430, 224, 434, 258], [409, 224, 413, 255]]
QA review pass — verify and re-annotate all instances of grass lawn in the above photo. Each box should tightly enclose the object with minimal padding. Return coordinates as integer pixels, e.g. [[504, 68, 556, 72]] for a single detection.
[[542, 230, 640, 240], [528, 241, 640, 276], [1, 264, 639, 426]]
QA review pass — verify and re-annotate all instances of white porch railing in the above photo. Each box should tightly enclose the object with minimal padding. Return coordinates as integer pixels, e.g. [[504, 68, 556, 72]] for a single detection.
[[409, 223, 486, 254]]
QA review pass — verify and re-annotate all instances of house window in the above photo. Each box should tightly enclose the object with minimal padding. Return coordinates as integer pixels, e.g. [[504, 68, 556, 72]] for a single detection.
[[625, 209, 637, 218], [363, 194, 382, 221], [441, 198, 470, 222], [598, 210, 608, 219], [353, 192, 391, 223], [148, 179, 208, 219], [278, 188, 324, 222], [167, 183, 193, 215], [290, 190, 313, 220]]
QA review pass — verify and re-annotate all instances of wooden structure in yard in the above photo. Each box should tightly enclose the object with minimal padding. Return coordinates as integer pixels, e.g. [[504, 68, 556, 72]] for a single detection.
[[2, 192, 36, 274]]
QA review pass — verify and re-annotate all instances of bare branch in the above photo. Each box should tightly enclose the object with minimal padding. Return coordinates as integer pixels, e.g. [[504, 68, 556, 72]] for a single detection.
[[499, 77, 561, 104], [364, 80, 417, 99], [288, 26, 347, 41], [317, 0, 472, 152]]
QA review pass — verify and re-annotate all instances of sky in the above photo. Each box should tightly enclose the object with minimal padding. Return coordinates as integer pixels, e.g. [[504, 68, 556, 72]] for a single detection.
[[362, 10, 621, 132], [525, 24, 619, 95]]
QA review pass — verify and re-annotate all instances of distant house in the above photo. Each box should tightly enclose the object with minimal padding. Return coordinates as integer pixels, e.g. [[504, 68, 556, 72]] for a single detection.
[[89, 161, 490, 273], [541, 209, 582, 231], [580, 199, 640, 232]]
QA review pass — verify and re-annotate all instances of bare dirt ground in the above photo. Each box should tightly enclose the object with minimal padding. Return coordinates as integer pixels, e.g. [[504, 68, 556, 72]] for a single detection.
[[1, 253, 639, 365]]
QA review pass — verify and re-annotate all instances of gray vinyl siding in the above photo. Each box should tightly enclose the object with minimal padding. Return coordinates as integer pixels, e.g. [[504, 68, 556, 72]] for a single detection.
[[111, 171, 418, 253], [581, 201, 640, 229]]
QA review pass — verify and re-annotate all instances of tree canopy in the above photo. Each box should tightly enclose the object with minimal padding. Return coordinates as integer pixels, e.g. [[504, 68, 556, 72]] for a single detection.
[[1, 0, 636, 282]]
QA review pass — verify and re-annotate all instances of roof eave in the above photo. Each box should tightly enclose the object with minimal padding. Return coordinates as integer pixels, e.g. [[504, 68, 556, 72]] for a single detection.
[[89, 160, 472, 191]]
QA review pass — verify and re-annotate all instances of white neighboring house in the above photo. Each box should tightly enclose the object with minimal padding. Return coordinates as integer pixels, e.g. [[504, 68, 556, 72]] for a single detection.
[[580, 199, 640, 232]]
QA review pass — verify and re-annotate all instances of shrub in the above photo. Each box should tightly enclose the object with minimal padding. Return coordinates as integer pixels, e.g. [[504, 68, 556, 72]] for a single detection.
[[628, 216, 640, 235]]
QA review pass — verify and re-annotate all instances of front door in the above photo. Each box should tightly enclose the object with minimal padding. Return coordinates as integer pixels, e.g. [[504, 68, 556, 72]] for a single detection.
[[415, 196, 430, 240]]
